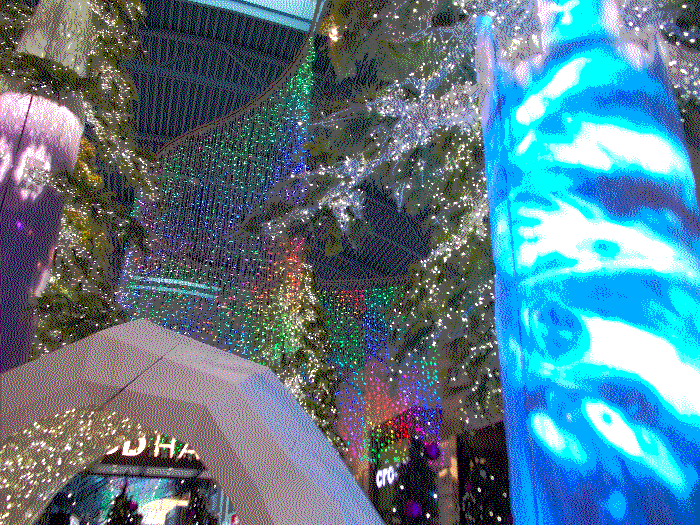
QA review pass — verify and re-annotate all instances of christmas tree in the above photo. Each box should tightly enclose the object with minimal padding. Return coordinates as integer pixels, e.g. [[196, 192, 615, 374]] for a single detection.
[[240, 0, 700, 431], [243, 0, 504, 426], [30, 137, 149, 356], [461, 454, 511, 525], [0, 0, 159, 361], [395, 438, 439, 525], [245, 238, 345, 453], [105, 482, 143, 525], [184, 485, 218, 525], [460, 424, 511, 525]]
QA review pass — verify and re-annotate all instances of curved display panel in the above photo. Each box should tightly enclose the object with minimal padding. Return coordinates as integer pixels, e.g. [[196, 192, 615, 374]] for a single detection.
[[478, 0, 700, 523]]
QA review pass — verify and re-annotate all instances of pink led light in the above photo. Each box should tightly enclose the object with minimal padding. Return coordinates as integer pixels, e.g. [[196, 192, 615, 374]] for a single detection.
[[0, 92, 84, 186]]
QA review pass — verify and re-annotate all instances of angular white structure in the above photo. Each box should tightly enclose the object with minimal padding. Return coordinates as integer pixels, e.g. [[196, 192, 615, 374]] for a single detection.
[[0, 319, 385, 525]]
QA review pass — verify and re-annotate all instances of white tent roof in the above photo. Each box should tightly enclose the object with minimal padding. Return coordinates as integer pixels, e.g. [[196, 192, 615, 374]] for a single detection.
[[0, 319, 385, 525]]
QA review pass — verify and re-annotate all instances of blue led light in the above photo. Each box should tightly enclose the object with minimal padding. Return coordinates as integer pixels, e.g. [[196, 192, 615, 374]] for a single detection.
[[478, 1, 700, 522], [131, 276, 222, 291]]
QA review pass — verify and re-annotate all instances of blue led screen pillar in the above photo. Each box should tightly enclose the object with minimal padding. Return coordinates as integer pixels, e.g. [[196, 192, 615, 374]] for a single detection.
[[477, 0, 700, 523]]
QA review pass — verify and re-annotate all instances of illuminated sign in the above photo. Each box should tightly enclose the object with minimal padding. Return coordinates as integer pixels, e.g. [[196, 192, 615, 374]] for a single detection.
[[375, 466, 397, 488], [101, 434, 205, 471]]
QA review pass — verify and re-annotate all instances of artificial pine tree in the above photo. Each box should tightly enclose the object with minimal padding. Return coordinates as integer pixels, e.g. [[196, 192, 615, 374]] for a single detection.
[[460, 431, 511, 525], [0, 0, 158, 360], [30, 137, 149, 356], [246, 238, 346, 453], [184, 486, 217, 525], [395, 438, 439, 525], [245, 0, 700, 435], [462, 457, 512, 524], [105, 482, 143, 525], [245, 0, 504, 425]]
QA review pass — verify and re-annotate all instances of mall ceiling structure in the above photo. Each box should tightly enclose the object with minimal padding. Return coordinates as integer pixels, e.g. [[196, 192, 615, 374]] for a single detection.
[[115, 0, 432, 282], [125, 0, 315, 152], [19, 0, 431, 281]]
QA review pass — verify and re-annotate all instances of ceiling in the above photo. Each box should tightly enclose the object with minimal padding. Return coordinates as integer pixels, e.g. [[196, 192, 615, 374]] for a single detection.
[[114, 0, 430, 281], [187, 0, 316, 31], [15, 0, 430, 281], [123, 0, 311, 152]]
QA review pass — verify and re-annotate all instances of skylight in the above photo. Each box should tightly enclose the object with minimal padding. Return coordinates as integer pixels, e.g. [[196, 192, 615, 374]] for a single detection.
[[187, 0, 315, 31]]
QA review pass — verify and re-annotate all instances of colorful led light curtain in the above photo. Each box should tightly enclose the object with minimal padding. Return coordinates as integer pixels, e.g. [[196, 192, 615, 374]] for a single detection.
[[117, 31, 445, 465], [320, 282, 441, 461], [117, 39, 316, 353], [478, 0, 700, 523]]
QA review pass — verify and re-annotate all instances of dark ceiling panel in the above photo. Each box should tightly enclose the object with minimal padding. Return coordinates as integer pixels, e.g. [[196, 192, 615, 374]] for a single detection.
[[262, 23, 275, 55], [193, 2, 204, 34], [202, 6, 212, 37], [126, 62, 260, 97], [241, 17, 253, 49]]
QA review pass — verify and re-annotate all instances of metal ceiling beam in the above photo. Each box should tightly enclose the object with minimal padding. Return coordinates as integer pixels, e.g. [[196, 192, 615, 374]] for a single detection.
[[306, 259, 356, 280], [220, 46, 266, 89], [157, 49, 199, 69], [139, 28, 291, 70], [125, 61, 259, 96]]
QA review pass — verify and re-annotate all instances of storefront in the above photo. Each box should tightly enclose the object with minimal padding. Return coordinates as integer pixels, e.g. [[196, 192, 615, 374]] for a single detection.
[[37, 433, 236, 525]]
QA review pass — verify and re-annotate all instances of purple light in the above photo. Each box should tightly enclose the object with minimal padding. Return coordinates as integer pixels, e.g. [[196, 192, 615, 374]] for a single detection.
[[16, 221, 22, 230], [425, 441, 441, 460], [404, 500, 422, 519]]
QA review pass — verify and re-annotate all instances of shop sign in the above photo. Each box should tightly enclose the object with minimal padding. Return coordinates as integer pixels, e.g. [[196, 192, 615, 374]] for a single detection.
[[102, 434, 205, 470], [375, 465, 397, 488]]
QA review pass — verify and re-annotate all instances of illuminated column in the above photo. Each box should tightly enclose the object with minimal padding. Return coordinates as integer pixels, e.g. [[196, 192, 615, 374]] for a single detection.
[[0, 0, 89, 372], [477, 0, 700, 523]]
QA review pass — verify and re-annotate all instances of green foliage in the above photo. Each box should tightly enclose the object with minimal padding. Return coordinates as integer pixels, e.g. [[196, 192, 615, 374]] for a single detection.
[[30, 138, 149, 356], [0, 0, 158, 356], [321, 0, 452, 83], [32, 289, 130, 353], [661, 0, 700, 49], [245, 243, 346, 453], [321, 0, 388, 79], [0, 1, 31, 89], [0, 0, 160, 201], [375, 38, 448, 83]]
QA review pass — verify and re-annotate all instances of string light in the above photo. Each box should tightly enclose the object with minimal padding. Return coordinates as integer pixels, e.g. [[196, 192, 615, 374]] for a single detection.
[[0, 408, 147, 525], [118, 38, 317, 350], [18, 0, 697, 503]]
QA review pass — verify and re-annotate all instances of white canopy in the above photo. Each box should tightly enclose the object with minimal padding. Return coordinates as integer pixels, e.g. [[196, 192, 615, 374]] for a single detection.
[[0, 318, 385, 525]]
